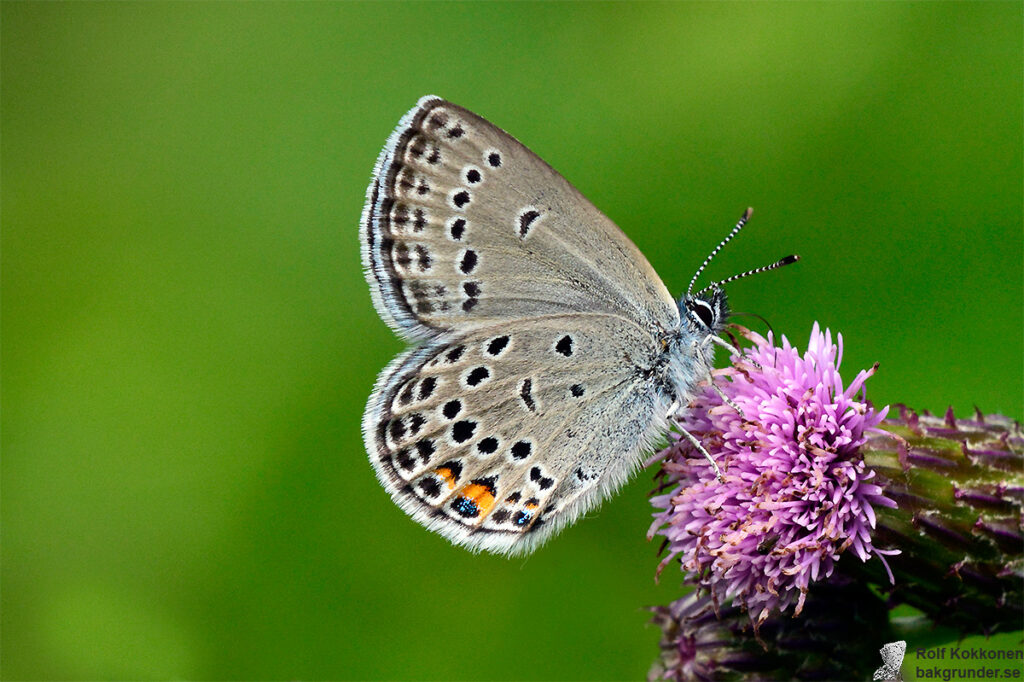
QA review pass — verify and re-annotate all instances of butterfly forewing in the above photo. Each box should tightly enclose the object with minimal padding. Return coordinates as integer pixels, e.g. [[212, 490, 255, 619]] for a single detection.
[[364, 314, 669, 554], [361, 95, 679, 340]]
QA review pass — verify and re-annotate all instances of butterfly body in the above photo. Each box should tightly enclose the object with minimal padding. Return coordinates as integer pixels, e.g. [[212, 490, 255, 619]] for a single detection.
[[361, 96, 727, 554]]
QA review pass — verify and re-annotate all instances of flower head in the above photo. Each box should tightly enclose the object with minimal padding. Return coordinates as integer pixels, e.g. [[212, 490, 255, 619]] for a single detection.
[[649, 323, 896, 624]]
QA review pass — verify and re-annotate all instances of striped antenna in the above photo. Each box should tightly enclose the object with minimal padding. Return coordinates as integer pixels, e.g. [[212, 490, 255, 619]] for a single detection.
[[687, 207, 753, 295], [696, 254, 800, 296]]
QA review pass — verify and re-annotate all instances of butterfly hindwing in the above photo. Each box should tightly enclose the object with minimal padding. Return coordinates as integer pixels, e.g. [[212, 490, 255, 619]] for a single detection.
[[363, 314, 670, 554], [360, 95, 679, 341]]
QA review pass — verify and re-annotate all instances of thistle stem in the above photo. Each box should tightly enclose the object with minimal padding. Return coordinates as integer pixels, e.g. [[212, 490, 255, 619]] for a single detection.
[[851, 406, 1023, 635]]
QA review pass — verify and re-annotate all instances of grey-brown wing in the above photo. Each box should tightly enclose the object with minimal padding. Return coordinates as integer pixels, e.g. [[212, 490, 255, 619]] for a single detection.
[[360, 96, 679, 342], [363, 313, 670, 554]]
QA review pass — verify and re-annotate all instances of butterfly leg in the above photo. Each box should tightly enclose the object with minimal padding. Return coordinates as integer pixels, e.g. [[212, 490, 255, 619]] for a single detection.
[[710, 380, 745, 418], [677, 425, 724, 482], [709, 335, 762, 370], [665, 398, 680, 419]]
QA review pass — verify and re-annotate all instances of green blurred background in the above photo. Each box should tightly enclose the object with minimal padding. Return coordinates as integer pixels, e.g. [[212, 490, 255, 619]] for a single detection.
[[3, 2, 1021, 680]]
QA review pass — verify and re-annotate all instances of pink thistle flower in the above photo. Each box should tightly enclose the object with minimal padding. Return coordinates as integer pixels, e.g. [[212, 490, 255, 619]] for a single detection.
[[649, 323, 897, 625]]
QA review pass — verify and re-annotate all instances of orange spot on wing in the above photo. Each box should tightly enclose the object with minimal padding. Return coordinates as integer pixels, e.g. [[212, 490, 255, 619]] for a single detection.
[[436, 466, 457, 489], [460, 483, 496, 517]]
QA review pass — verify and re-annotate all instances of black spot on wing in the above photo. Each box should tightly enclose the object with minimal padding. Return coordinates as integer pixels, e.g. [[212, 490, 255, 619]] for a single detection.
[[414, 244, 431, 271], [389, 417, 406, 442], [414, 439, 435, 462], [394, 243, 411, 268], [555, 335, 574, 357], [396, 448, 416, 472], [442, 400, 462, 419], [459, 250, 478, 274], [408, 413, 426, 435], [428, 113, 448, 130], [530, 466, 554, 490], [449, 218, 466, 241], [417, 377, 436, 400], [518, 209, 541, 238], [519, 378, 536, 412], [419, 477, 441, 498], [486, 335, 509, 356], [452, 420, 477, 443], [465, 366, 490, 387], [452, 497, 479, 517], [510, 441, 531, 460]]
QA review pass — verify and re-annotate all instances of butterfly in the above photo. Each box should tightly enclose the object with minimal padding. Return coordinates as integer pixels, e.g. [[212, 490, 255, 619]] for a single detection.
[[360, 96, 795, 554]]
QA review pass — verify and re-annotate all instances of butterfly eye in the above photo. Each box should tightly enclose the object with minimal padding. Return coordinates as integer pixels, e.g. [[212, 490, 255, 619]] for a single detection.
[[688, 300, 716, 329]]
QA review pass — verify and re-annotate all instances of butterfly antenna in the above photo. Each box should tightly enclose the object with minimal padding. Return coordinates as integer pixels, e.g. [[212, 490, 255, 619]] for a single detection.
[[696, 254, 800, 296], [687, 207, 753, 296]]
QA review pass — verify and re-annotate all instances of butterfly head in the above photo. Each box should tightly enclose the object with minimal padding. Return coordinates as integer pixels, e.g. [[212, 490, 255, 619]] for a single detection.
[[680, 287, 728, 337], [682, 207, 798, 339]]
